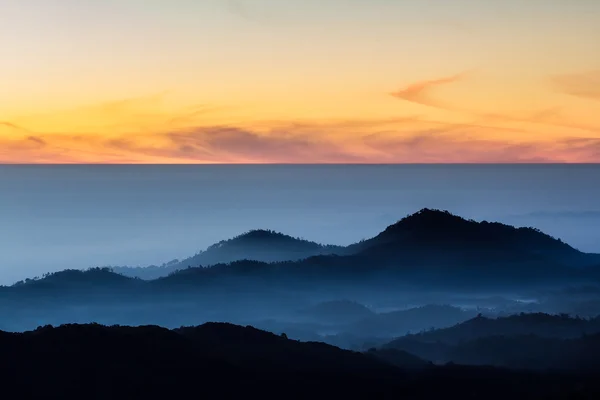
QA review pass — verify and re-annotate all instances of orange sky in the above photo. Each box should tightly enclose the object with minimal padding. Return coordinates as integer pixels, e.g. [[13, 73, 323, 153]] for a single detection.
[[1, 0, 599, 163]]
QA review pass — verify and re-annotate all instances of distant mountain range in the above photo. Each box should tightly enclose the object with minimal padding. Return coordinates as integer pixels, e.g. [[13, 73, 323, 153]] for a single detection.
[[6, 208, 600, 397], [88, 209, 600, 290], [108, 208, 600, 281], [3, 208, 598, 300], [112, 230, 343, 279], [348, 209, 595, 263]]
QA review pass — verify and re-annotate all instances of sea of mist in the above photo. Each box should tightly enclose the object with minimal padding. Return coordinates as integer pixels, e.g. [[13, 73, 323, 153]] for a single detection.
[[1, 164, 599, 285]]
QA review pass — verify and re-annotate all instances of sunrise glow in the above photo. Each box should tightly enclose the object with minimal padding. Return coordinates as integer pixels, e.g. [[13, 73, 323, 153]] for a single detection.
[[1, 0, 599, 163]]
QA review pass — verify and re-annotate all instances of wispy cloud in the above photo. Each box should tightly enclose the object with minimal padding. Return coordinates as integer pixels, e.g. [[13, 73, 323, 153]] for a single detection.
[[391, 74, 600, 134], [106, 126, 370, 163], [390, 72, 468, 109], [3, 90, 599, 163], [363, 125, 600, 163], [25, 136, 46, 147], [3, 117, 600, 164], [0, 121, 32, 133], [480, 108, 600, 134], [552, 70, 600, 101], [363, 128, 551, 163], [6, 92, 235, 137]]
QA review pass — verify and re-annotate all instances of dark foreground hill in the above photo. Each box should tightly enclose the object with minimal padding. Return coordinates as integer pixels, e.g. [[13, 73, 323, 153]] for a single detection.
[[386, 313, 600, 346], [384, 313, 600, 370], [2, 322, 600, 399]]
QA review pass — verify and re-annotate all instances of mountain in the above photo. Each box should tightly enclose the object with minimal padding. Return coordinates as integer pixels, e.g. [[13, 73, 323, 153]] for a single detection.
[[109, 209, 600, 281], [384, 313, 600, 348], [109, 259, 183, 280], [113, 230, 343, 279], [0, 322, 402, 399], [8, 267, 139, 292], [6, 209, 600, 303], [348, 208, 597, 268], [439, 334, 600, 370], [2, 322, 600, 399], [382, 313, 600, 367], [179, 229, 343, 265]]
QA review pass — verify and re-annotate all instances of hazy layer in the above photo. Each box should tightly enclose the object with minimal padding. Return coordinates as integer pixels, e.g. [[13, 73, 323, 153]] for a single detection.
[[1, 164, 599, 284]]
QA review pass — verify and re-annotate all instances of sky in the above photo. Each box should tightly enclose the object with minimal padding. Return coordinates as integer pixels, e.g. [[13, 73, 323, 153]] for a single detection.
[[1, 0, 600, 163]]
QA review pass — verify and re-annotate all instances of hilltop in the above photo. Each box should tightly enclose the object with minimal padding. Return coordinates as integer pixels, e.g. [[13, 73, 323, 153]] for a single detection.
[[7, 209, 600, 293], [113, 230, 342, 279], [110, 209, 600, 281], [348, 208, 597, 267]]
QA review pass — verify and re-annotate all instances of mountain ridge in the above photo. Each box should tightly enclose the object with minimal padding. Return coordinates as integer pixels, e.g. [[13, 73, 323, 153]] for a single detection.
[[112, 229, 343, 279], [111, 208, 600, 280], [8, 209, 600, 291]]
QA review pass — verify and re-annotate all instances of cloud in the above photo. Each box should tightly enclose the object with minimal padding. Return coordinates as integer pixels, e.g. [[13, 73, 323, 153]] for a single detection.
[[0, 121, 20, 130], [2, 108, 599, 163], [0, 121, 32, 133], [26, 136, 46, 147], [106, 126, 371, 163], [552, 70, 600, 101], [391, 74, 600, 134], [480, 108, 600, 134], [362, 126, 600, 163], [364, 129, 535, 163], [390, 72, 467, 109], [3, 119, 600, 164], [7, 91, 190, 135]]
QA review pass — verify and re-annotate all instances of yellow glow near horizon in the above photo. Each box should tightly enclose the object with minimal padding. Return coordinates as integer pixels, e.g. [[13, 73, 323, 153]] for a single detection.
[[1, 0, 599, 163]]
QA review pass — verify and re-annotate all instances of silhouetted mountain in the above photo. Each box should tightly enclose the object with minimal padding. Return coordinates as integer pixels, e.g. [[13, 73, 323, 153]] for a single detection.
[[9, 267, 139, 291], [110, 259, 182, 280], [2, 322, 600, 399], [113, 230, 343, 279], [348, 208, 598, 268], [4, 209, 600, 334], [442, 334, 600, 370], [385, 313, 600, 347], [102, 209, 600, 284], [175, 322, 400, 373], [383, 313, 600, 369], [0, 322, 401, 399], [386, 331, 600, 371]]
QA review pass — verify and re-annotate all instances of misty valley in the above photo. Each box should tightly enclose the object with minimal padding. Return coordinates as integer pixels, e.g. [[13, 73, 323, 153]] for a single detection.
[[3, 208, 600, 398]]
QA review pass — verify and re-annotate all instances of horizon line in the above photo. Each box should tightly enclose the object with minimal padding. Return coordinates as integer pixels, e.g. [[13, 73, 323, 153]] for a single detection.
[[1, 162, 600, 166]]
